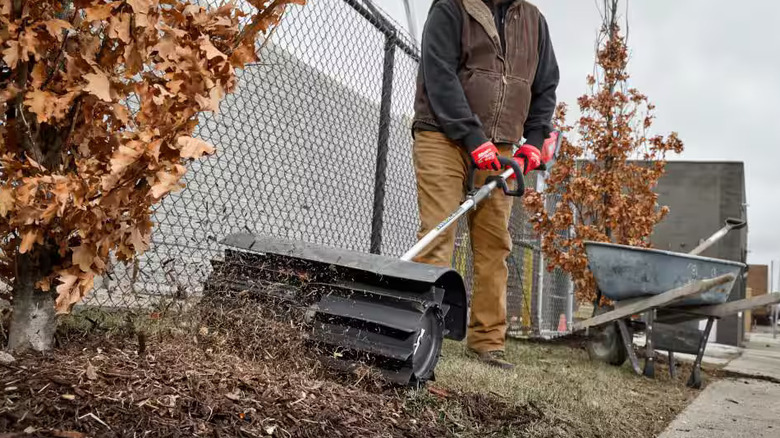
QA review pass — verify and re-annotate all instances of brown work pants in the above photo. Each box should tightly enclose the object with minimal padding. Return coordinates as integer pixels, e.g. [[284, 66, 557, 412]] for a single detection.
[[411, 130, 515, 353]]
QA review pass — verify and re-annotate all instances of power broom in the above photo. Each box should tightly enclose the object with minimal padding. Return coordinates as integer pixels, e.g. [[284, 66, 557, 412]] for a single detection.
[[203, 131, 562, 385]]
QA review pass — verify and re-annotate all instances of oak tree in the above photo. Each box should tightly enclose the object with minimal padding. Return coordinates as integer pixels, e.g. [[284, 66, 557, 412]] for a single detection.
[[523, 0, 684, 304], [0, 0, 304, 352]]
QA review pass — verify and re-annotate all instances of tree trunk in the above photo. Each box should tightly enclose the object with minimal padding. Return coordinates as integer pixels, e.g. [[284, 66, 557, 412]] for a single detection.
[[7, 245, 59, 352], [601, 0, 620, 243]]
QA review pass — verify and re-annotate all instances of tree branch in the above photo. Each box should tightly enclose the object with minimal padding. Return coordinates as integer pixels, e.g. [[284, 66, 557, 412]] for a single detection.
[[232, 0, 284, 52], [9, 0, 45, 165], [41, 1, 78, 90], [62, 97, 82, 149]]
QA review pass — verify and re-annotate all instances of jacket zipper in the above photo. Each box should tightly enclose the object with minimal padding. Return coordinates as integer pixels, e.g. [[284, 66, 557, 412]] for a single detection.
[[491, 11, 510, 141], [492, 74, 507, 140]]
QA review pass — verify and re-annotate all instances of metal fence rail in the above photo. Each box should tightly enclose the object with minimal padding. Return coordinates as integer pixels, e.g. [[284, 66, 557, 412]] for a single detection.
[[80, 0, 574, 338]]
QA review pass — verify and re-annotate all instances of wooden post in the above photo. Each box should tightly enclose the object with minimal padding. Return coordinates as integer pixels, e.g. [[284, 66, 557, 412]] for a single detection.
[[522, 247, 533, 331], [744, 287, 753, 335]]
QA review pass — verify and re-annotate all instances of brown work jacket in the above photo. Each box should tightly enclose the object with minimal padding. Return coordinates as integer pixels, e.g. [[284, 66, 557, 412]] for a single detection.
[[413, 0, 542, 146]]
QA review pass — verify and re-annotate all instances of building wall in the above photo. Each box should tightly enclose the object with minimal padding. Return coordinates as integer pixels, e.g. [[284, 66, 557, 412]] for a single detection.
[[650, 161, 748, 346], [748, 264, 769, 320], [748, 265, 768, 296]]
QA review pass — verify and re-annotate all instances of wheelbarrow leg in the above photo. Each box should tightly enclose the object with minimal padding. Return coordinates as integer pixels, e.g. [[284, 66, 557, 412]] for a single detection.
[[687, 317, 715, 389], [668, 350, 676, 379], [616, 319, 642, 375], [644, 309, 656, 378]]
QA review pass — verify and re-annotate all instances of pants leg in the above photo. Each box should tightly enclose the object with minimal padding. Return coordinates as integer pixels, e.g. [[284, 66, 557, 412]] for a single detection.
[[410, 130, 469, 268], [466, 145, 515, 353], [412, 130, 515, 354]]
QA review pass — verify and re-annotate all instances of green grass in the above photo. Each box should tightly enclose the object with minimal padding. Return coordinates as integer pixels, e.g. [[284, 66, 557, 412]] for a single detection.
[[432, 337, 699, 437], [56, 305, 192, 345]]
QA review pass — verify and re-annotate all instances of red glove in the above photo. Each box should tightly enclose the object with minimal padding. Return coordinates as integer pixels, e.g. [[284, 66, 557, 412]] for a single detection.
[[539, 130, 559, 164], [509, 131, 559, 179], [509, 144, 542, 178], [470, 141, 501, 171]]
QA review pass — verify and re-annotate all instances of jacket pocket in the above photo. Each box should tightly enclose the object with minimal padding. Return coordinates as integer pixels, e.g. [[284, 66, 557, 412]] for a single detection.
[[459, 68, 501, 131], [495, 75, 532, 143]]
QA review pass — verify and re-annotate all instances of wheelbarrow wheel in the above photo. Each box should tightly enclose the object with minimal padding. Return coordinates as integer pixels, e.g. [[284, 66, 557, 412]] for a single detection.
[[586, 306, 632, 367]]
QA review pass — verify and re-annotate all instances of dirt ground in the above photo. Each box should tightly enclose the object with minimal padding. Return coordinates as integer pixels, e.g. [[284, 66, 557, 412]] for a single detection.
[[0, 295, 711, 438]]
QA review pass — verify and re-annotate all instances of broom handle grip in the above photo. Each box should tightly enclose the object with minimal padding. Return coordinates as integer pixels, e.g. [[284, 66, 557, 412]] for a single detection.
[[467, 156, 525, 197], [498, 156, 525, 196]]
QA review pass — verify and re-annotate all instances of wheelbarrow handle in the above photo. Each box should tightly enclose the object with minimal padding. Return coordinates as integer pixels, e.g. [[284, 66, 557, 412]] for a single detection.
[[466, 156, 526, 197]]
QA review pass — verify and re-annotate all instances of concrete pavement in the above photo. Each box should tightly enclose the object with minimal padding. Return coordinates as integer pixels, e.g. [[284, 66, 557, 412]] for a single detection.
[[725, 332, 780, 381], [658, 332, 780, 438], [633, 334, 744, 367]]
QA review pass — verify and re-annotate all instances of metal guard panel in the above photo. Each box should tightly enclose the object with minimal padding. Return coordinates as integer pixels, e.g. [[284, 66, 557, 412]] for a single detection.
[[220, 233, 469, 340]]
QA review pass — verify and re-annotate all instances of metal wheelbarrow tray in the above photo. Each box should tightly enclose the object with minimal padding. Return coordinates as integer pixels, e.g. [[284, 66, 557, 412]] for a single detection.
[[584, 242, 745, 307], [575, 228, 780, 389]]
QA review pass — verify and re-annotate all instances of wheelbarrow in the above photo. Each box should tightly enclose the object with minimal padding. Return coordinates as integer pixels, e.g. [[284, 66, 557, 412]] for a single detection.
[[575, 218, 780, 388]]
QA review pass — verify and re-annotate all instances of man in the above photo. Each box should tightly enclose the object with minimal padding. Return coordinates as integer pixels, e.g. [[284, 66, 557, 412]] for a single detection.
[[411, 0, 559, 369]]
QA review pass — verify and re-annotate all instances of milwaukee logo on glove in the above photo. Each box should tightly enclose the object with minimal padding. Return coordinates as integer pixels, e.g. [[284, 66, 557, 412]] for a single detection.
[[471, 142, 502, 171]]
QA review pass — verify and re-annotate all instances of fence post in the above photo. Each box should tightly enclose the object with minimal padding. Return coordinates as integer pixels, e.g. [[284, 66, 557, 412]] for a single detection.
[[534, 173, 546, 335], [773, 260, 777, 339], [536, 246, 545, 333], [565, 258, 575, 332], [369, 34, 396, 255]]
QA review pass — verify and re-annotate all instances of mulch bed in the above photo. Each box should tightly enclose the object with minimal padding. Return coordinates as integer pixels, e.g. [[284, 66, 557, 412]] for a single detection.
[[1, 335, 431, 437], [0, 297, 557, 438]]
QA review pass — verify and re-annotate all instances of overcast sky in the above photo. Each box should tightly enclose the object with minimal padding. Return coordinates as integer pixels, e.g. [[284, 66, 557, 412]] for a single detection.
[[367, 0, 780, 276]]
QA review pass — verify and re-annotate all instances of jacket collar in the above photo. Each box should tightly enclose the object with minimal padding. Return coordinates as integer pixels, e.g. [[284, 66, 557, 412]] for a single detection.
[[463, 0, 522, 50]]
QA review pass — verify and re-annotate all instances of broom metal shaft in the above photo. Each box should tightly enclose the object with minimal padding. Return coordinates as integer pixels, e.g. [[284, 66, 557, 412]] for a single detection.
[[400, 168, 514, 262]]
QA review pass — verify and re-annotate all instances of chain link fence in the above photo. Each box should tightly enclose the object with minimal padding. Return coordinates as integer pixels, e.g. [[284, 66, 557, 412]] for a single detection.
[[78, 0, 573, 338]]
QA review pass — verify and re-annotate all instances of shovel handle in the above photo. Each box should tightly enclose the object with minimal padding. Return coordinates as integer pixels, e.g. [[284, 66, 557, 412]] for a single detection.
[[689, 217, 747, 256], [467, 156, 525, 197], [725, 217, 747, 230]]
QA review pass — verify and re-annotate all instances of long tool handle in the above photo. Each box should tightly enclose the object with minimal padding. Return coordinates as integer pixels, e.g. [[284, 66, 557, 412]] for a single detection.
[[400, 158, 521, 262], [688, 217, 746, 256], [400, 129, 562, 263]]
